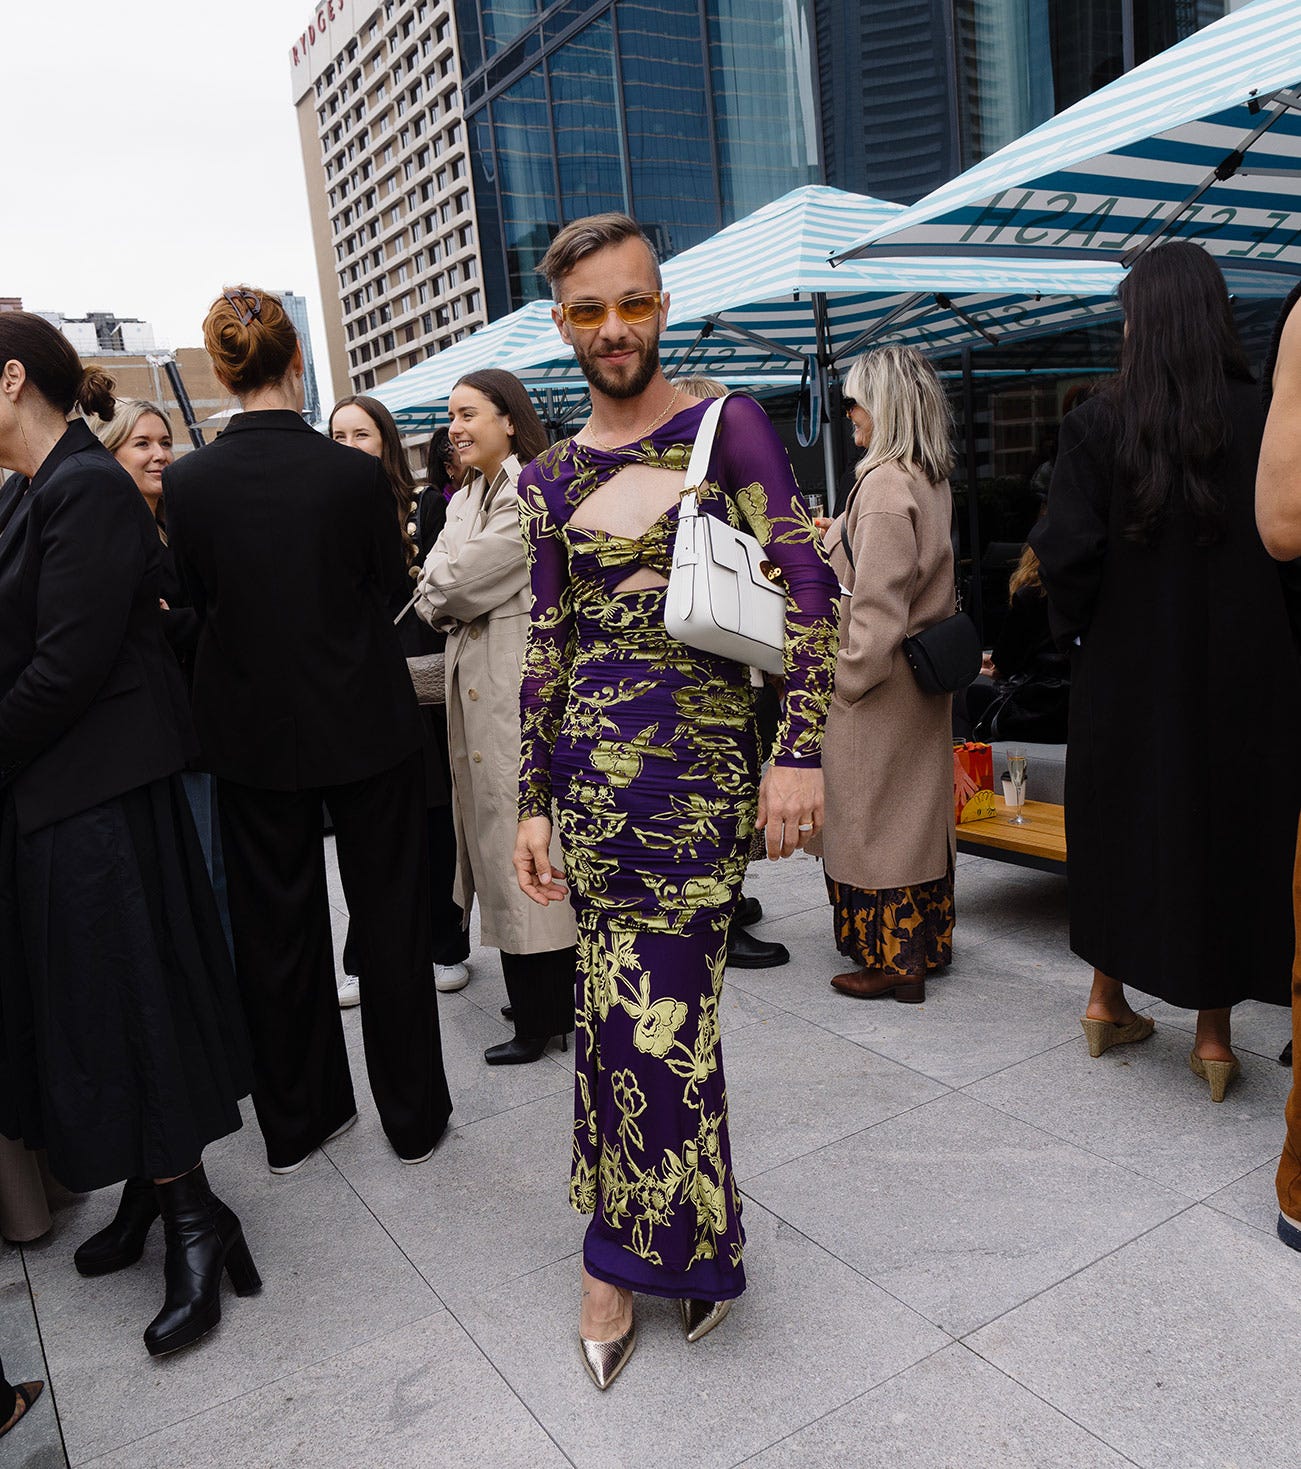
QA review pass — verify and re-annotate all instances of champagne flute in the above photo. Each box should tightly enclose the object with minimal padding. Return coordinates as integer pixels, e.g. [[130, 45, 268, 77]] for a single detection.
[[1006, 745, 1029, 826]]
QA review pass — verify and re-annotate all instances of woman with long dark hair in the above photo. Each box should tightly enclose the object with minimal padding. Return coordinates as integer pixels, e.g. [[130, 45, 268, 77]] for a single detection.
[[1033, 242, 1301, 1100], [328, 394, 470, 999], [0, 313, 256, 1355], [416, 369, 577, 1064]]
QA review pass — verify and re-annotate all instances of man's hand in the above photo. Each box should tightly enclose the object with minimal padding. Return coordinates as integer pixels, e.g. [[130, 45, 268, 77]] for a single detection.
[[514, 816, 569, 904], [756, 764, 824, 859]]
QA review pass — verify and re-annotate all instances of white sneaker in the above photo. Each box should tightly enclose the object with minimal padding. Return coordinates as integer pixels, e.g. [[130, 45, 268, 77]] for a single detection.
[[270, 1113, 357, 1175], [434, 962, 470, 993], [337, 974, 361, 1008]]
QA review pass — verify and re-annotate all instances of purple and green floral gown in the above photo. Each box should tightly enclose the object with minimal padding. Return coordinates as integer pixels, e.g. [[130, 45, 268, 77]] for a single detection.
[[517, 395, 838, 1301]]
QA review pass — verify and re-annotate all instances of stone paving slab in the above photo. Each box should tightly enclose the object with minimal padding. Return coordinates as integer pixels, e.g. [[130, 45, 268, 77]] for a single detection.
[[744, 1341, 1137, 1469], [13, 847, 1298, 1468], [0, 1249, 64, 1468], [746, 1090, 1189, 1337], [966, 1023, 1293, 1200], [967, 1206, 1301, 1469], [77, 1312, 570, 1469]]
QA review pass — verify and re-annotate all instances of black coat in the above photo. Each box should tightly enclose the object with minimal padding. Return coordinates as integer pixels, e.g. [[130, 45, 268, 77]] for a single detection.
[[0, 422, 194, 833], [163, 411, 421, 791], [1031, 385, 1301, 1008]]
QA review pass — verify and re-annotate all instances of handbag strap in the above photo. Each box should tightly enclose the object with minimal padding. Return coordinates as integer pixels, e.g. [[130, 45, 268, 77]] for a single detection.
[[679, 391, 741, 519]]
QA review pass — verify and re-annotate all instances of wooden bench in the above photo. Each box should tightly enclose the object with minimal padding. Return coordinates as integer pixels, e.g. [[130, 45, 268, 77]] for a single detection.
[[957, 797, 1067, 875]]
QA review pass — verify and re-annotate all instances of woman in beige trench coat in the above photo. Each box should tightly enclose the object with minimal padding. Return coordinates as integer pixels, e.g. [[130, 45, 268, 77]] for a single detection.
[[417, 370, 577, 1064], [821, 345, 957, 1004]]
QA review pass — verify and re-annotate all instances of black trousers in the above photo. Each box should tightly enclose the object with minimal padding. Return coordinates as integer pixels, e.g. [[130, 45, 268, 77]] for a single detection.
[[342, 802, 468, 974], [0, 1356, 13, 1424], [501, 947, 576, 1040], [218, 751, 452, 1167]]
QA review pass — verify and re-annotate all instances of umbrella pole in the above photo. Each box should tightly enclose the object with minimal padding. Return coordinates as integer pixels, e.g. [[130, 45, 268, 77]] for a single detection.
[[822, 412, 836, 512], [960, 346, 984, 639]]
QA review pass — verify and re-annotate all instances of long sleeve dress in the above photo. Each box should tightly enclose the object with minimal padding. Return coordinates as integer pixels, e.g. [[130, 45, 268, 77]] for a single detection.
[[517, 395, 838, 1302], [1031, 385, 1301, 1009]]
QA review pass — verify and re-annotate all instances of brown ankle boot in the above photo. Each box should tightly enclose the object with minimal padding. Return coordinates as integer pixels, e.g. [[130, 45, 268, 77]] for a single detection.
[[830, 969, 925, 1003]]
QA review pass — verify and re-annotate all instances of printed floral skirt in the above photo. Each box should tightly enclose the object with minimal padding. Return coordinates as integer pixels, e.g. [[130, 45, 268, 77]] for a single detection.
[[827, 869, 955, 978]]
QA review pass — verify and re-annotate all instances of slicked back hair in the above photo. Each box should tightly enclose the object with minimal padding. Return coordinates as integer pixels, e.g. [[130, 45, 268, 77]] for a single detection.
[[538, 214, 662, 299]]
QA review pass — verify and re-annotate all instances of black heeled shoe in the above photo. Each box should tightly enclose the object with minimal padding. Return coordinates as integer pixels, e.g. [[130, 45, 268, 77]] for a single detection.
[[74, 1176, 161, 1277], [485, 1032, 570, 1065], [144, 1164, 261, 1357]]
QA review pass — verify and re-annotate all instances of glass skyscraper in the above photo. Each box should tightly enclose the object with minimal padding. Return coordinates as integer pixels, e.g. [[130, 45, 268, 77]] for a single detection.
[[459, 0, 1230, 317], [457, 0, 821, 316]]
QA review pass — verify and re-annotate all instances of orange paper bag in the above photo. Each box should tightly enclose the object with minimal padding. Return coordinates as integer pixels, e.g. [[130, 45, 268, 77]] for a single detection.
[[954, 741, 995, 824]]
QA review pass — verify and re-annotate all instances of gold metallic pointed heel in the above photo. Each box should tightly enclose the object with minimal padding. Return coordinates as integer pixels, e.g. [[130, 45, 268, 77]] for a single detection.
[[679, 1297, 732, 1343], [580, 1317, 637, 1390], [1080, 1014, 1155, 1058], [1189, 1049, 1240, 1103]]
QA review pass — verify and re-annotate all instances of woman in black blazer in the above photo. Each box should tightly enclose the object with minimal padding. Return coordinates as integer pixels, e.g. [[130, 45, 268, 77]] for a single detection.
[[0, 313, 257, 1357], [164, 288, 453, 1172]]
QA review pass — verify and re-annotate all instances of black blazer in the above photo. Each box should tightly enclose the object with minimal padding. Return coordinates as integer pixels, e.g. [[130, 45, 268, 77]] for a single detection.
[[163, 410, 422, 791], [0, 421, 194, 834]]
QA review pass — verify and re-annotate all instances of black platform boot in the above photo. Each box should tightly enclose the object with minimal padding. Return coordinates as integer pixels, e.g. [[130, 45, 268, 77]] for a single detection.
[[144, 1164, 261, 1358], [74, 1177, 161, 1277]]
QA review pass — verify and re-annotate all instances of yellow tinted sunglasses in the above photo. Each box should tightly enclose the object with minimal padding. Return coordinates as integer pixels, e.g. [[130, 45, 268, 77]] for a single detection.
[[559, 292, 663, 330]]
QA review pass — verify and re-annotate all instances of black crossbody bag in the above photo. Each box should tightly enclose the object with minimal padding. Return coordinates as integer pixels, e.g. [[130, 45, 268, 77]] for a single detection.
[[839, 495, 982, 696]]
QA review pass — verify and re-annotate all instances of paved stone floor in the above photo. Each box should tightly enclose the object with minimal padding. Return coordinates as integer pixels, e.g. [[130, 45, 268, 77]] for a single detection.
[[7, 844, 1298, 1467]]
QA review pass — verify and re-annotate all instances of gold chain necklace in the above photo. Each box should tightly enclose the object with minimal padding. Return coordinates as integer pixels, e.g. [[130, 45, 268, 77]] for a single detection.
[[582, 387, 680, 452]]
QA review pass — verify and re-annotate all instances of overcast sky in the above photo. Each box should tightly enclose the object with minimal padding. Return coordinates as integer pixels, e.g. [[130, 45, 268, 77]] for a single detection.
[[1, 0, 336, 394]]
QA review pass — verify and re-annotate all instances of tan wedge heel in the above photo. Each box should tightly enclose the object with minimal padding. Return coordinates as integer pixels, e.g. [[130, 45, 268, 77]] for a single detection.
[[1189, 1050, 1240, 1103], [1080, 1013, 1155, 1058]]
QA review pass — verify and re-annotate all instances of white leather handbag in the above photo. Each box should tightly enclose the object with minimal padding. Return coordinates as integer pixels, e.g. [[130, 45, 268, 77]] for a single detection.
[[664, 393, 788, 675]]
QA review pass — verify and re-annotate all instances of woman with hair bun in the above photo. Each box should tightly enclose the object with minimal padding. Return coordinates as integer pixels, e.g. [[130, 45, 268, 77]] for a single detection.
[[165, 287, 453, 1170], [0, 312, 257, 1357]]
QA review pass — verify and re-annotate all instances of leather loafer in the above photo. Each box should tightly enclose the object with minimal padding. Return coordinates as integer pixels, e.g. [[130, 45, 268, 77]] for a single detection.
[[1279, 1211, 1301, 1253], [1282, 1040, 1293, 1068], [726, 926, 789, 969]]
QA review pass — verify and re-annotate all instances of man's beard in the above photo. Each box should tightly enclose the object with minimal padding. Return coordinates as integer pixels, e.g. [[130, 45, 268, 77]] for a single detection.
[[572, 333, 661, 400]]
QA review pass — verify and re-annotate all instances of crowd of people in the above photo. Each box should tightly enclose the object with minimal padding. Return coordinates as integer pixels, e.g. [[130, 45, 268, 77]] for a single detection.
[[0, 215, 1298, 1420]]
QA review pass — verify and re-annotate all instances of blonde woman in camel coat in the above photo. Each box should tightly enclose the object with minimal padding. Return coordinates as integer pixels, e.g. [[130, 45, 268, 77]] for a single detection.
[[417, 370, 576, 1064], [821, 345, 957, 1004]]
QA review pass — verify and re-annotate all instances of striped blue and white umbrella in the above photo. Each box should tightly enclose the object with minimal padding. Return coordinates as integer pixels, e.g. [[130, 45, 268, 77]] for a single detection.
[[833, 0, 1301, 271], [374, 186, 1126, 435]]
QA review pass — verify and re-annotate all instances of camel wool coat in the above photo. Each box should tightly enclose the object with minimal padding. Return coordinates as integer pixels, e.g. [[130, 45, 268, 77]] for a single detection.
[[417, 456, 575, 955], [820, 460, 956, 891]]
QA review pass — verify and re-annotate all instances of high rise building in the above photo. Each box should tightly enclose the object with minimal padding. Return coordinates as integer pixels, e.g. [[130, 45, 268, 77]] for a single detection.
[[460, 0, 1232, 316], [457, 0, 822, 318], [291, 0, 1233, 374], [278, 289, 324, 421], [289, 0, 486, 400]]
